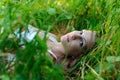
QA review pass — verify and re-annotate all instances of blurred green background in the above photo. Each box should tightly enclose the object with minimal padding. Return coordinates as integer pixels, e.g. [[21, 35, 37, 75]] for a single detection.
[[0, 0, 120, 80]]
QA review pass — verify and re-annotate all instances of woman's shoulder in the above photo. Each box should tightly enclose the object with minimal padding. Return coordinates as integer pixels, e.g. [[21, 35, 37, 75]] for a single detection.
[[28, 25, 58, 43]]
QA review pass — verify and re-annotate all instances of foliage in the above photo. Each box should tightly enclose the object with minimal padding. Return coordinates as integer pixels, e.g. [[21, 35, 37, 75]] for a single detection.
[[0, 0, 120, 80]]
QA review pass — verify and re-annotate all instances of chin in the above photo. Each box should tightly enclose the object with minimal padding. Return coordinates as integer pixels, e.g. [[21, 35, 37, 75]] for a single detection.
[[60, 37, 67, 46], [60, 36, 65, 42]]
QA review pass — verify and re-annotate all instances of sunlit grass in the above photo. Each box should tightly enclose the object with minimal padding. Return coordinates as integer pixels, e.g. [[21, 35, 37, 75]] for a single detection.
[[0, 0, 120, 80]]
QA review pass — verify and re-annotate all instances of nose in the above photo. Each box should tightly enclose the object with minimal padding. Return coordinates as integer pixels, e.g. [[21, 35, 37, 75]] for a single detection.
[[71, 35, 76, 40], [71, 34, 82, 40]]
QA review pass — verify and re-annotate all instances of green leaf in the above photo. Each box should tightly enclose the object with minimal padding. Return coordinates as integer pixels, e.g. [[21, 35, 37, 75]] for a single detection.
[[106, 56, 120, 63], [0, 75, 10, 80], [47, 7, 56, 15]]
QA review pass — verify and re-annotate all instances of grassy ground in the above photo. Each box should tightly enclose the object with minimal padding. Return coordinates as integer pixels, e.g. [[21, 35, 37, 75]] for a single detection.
[[0, 0, 120, 80]]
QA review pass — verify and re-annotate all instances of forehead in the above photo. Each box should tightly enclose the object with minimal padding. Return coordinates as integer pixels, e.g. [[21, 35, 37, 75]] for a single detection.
[[83, 30, 97, 47], [70, 30, 80, 33], [83, 30, 92, 33], [70, 30, 92, 34]]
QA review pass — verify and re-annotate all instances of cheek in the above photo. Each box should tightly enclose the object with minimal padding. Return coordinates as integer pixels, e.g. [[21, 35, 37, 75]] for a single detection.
[[67, 43, 81, 56], [68, 41, 80, 52]]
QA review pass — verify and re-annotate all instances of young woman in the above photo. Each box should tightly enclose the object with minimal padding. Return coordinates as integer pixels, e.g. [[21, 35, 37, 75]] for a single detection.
[[4, 25, 97, 69], [24, 25, 97, 68]]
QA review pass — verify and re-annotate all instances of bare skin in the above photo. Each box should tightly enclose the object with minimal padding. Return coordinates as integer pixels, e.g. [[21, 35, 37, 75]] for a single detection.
[[37, 26, 97, 68], [0, 25, 97, 69]]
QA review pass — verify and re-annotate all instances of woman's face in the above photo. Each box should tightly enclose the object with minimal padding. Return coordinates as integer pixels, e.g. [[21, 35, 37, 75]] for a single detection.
[[60, 30, 97, 56]]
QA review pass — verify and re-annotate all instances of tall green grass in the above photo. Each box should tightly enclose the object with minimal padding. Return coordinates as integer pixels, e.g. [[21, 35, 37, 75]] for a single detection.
[[0, 0, 120, 80]]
